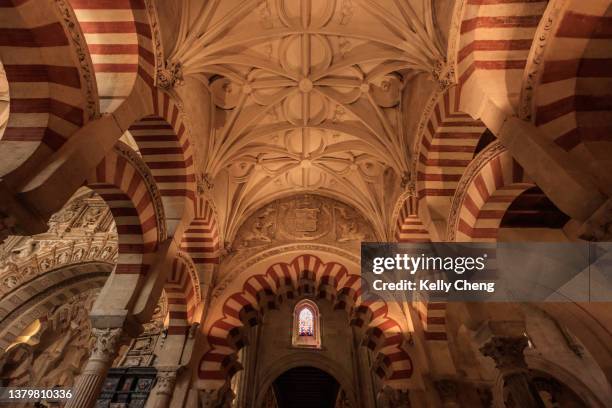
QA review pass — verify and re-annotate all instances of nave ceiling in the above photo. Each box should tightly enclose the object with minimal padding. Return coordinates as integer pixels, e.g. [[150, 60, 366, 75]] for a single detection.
[[153, 0, 449, 241]]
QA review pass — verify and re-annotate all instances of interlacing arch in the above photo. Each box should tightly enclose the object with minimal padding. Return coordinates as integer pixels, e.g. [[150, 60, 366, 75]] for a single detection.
[[198, 254, 413, 390], [447, 141, 534, 242], [85, 141, 166, 275]]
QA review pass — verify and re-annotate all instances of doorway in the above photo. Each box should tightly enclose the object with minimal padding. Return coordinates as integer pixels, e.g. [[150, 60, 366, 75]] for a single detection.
[[270, 366, 340, 408]]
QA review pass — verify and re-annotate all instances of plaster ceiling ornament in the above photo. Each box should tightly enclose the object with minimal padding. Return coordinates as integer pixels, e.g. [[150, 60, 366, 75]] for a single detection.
[[168, 0, 445, 240]]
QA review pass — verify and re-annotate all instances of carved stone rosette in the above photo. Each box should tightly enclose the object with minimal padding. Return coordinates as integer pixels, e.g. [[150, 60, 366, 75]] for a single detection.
[[480, 335, 529, 375]]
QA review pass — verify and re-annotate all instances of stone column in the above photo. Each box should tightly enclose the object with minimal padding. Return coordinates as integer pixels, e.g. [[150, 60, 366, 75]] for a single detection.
[[66, 327, 123, 408], [145, 366, 179, 408], [480, 336, 544, 408]]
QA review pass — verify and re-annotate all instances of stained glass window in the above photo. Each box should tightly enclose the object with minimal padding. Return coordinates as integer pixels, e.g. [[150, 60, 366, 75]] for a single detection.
[[298, 307, 314, 336]]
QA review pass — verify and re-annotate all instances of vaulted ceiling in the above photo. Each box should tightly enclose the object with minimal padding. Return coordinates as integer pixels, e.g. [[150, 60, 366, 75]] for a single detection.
[[162, 0, 446, 240]]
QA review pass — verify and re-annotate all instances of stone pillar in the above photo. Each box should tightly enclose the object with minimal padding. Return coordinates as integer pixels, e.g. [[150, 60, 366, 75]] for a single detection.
[[480, 336, 544, 408], [66, 328, 123, 408], [145, 366, 179, 408]]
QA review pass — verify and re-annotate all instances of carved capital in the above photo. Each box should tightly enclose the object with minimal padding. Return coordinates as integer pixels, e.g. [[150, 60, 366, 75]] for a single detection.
[[480, 335, 528, 374], [157, 60, 184, 90], [154, 366, 179, 395], [197, 173, 214, 196], [432, 59, 456, 91], [90, 327, 123, 362]]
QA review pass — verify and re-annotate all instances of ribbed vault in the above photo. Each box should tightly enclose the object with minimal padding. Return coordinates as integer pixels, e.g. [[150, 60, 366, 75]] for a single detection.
[[166, 0, 446, 240]]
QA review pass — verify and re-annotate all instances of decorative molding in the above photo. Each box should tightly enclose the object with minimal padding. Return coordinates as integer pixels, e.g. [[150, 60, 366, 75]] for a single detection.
[[389, 189, 414, 239], [519, 0, 569, 122], [114, 142, 167, 242], [52, 0, 100, 121], [445, 141, 506, 241], [0, 192, 117, 297], [144, 0, 165, 89], [178, 251, 202, 304], [410, 88, 444, 180]]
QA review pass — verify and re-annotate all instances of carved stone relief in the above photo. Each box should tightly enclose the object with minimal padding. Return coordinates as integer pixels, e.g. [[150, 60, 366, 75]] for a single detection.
[[233, 195, 373, 251], [0, 289, 98, 388], [0, 190, 118, 298]]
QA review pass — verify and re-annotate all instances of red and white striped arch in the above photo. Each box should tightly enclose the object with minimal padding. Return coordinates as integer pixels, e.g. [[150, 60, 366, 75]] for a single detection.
[[198, 254, 412, 390], [86, 142, 165, 275], [394, 196, 450, 369], [165, 252, 201, 336], [457, 0, 548, 113], [68, 0, 155, 113], [127, 91, 196, 226], [0, 0, 89, 175], [530, 1, 612, 154], [448, 142, 534, 242], [416, 86, 486, 203], [395, 195, 432, 243], [180, 197, 221, 266]]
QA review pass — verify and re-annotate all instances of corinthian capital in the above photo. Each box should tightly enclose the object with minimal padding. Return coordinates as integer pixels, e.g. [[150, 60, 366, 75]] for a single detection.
[[154, 366, 179, 396], [90, 327, 123, 362]]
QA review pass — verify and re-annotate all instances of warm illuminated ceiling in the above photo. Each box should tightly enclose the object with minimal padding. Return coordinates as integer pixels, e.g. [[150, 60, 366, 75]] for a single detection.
[[164, 0, 445, 240]]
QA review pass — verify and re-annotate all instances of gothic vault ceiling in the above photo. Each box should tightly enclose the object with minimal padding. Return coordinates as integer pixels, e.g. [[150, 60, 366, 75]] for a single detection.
[[164, 0, 446, 241]]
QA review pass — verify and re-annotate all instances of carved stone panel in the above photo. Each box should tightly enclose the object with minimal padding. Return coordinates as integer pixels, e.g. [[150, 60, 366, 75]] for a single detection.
[[233, 195, 373, 250]]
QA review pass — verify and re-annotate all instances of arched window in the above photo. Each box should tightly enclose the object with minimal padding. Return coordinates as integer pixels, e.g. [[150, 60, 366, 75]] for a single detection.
[[292, 299, 321, 348]]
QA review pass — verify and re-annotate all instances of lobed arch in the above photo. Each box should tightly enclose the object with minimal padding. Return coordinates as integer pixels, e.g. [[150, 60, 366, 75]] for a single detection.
[[447, 141, 534, 242], [197, 252, 413, 392]]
